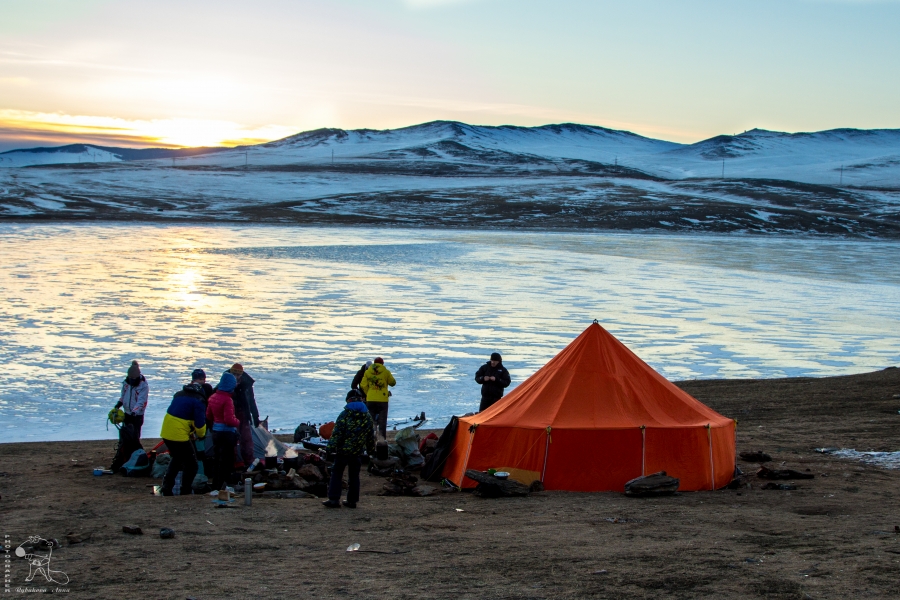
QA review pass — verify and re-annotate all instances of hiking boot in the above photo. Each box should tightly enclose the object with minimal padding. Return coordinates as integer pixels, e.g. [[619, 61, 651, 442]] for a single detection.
[[342, 501, 357, 509], [322, 500, 341, 508]]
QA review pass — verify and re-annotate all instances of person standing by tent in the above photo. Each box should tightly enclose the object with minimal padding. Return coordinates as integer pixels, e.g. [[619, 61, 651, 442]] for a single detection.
[[322, 393, 376, 508], [475, 352, 511, 412], [226, 363, 260, 468], [110, 360, 149, 472], [206, 372, 240, 491], [159, 379, 208, 496], [359, 357, 395, 439]]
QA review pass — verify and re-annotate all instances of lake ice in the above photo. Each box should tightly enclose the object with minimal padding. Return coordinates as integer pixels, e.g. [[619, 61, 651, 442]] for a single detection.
[[1, 224, 898, 442]]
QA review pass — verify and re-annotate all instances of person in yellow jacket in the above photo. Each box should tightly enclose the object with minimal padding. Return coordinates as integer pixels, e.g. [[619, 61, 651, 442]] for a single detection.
[[159, 381, 208, 496], [359, 357, 396, 438]]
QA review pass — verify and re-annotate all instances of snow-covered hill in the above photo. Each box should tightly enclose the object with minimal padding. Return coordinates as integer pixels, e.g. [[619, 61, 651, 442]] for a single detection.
[[2, 121, 899, 237]]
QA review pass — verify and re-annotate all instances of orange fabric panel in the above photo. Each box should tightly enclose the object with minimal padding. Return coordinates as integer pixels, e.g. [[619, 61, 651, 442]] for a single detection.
[[450, 426, 547, 488], [644, 426, 712, 491], [442, 421, 476, 487], [543, 428, 643, 492], [711, 422, 736, 489]]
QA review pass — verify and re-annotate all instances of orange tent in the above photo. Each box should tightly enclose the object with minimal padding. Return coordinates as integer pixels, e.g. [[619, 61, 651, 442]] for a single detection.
[[443, 322, 735, 492]]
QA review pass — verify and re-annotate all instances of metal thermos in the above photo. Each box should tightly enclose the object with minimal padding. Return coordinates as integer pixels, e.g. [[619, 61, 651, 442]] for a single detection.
[[244, 477, 252, 506]]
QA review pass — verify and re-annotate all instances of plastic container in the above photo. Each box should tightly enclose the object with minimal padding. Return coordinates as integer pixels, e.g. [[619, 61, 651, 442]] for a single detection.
[[93, 468, 104, 476]]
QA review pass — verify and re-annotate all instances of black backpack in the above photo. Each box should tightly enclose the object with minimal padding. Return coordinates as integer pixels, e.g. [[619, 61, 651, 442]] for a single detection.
[[421, 416, 459, 482]]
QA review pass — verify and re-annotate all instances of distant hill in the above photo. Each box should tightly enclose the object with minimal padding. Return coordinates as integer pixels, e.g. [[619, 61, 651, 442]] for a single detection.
[[0, 143, 231, 168], [2, 121, 899, 237]]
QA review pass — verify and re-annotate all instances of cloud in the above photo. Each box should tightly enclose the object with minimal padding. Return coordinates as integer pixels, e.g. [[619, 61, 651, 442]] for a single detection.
[[0, 109, 298, 149]]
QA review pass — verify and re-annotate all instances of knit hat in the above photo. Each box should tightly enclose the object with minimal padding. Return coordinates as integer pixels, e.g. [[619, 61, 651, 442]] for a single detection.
[[230, 363, 244, 377], [127, 360, 141, 379], [490, 352, 502, 362], [191, 368, 206, 381], [218, 372, 237, 392], [374, 357, 384, 364]]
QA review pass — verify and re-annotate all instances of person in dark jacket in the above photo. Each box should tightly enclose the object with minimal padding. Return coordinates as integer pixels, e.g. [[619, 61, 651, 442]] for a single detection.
[[159, 380, 208, 496], [226, 363, 259, 467], [206, 372, 241, 491], [475, 352, 511, 412], [350, 361, 372, 391], [110, 360, 149, 472], [323, 397, 376, 509]]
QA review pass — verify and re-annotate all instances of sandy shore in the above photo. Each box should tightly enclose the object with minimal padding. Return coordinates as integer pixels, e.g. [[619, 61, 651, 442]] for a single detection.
[[2, 368, 899, 599]]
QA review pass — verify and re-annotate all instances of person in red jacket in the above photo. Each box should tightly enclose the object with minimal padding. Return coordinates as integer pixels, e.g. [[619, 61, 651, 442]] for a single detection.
[[206, 372, 241, 491]]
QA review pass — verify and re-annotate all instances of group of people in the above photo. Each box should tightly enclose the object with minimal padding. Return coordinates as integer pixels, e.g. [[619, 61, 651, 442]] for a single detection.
[[110, 361, 259, 496], [322, 352, 510, 509], [108, 351, 511, 503]]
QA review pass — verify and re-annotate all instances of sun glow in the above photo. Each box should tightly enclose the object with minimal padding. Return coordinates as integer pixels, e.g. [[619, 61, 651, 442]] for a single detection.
[[0, 109, 298, 148]]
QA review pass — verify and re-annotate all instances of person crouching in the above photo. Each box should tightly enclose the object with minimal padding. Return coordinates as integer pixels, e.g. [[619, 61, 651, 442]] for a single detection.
[[323, 391, 376, 509], [159, 379, 208, 496], [206, 373, 241, 491]]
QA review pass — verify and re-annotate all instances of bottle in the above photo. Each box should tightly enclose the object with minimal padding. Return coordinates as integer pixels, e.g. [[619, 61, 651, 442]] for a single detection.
[[249, 458, 260, 471], [244, 478, 252, 506], [173, 472, 183, 495]]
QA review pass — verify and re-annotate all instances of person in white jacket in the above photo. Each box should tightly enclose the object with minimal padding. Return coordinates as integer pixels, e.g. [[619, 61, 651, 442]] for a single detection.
[[110, 360, 149, 471]]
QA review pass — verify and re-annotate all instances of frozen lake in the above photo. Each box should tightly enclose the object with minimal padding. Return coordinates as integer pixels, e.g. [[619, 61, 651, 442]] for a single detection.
[[1, 224, 899, 443]]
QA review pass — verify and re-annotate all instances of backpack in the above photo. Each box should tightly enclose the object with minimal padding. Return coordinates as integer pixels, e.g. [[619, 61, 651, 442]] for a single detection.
[[121, 449, 151, 477]]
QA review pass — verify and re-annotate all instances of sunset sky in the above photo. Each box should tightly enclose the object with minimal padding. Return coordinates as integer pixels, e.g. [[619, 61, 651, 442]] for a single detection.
[[1, 0, 898, 151]]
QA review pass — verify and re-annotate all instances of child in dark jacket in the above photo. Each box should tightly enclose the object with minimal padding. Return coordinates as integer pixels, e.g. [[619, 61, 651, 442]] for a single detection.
[[323, 397, 376, 508]]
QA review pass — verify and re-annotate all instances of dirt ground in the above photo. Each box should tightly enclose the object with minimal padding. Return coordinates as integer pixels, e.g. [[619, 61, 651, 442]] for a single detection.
[[2, 368, 899, 599]]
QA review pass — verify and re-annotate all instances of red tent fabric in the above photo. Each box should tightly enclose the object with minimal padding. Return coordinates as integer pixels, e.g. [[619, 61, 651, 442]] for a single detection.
[[443, 322, 735, 491]]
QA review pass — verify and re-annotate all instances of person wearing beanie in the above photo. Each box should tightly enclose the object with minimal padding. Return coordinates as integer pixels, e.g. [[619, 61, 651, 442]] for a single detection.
[[359, 357, 396, 439], [110, 360, 149, 472], [475, 352, 511, 412], [225, 363, 260, 468], [322, 391, 376, 509], [159, 372, 209, 496], [206, 372, 241, 491]]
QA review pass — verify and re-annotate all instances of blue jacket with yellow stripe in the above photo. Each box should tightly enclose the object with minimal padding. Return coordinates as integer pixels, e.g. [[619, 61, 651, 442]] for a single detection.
[[160, 383, 207, 442]]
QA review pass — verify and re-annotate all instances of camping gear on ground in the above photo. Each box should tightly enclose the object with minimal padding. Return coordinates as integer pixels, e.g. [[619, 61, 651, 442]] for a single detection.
[[251, 425, 291, 460], [120, 449, 151, 477], [394, 427, 425, 468], [192, 472, 211, 493], [151, 453, 171, 479], [421, 416, 459, 482], [300, 437, 328, 451], [159, 528, 175, 539], [762, 482, 797, 490], [494, 471, 510, 480], [319, 422, 335, 439], [376, 440, 389, 460], [368, 456, 400, 476], [93, 468, 104, 476], [442, 322, 736, 492], [740, 451, 772, 463], [381, 472, 434, 496], [265, 456, 277, 469], [624, 472, 680, 496], [465, 469, 531, 497], [244, 478, 252, 505], [756, 466, 814, 480], [294, 422, 318, 442]]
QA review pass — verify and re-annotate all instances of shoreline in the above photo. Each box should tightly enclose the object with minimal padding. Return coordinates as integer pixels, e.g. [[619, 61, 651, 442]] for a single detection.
[[2, 368, 898, 597]]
